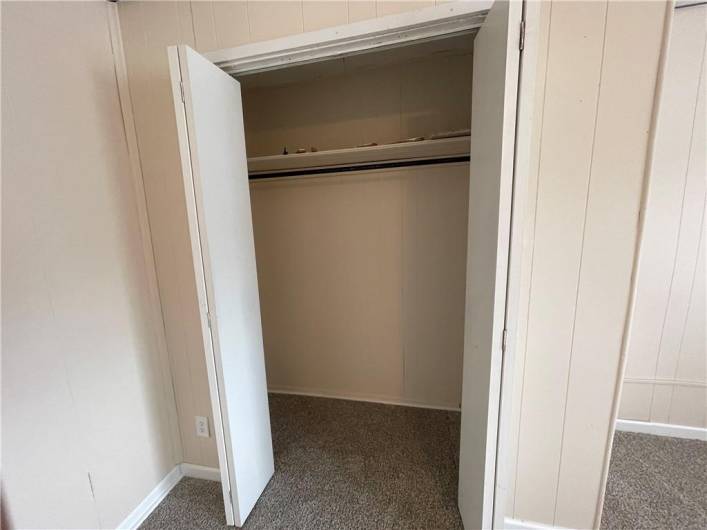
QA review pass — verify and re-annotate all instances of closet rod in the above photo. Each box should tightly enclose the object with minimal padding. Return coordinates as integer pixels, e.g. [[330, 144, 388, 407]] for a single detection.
[[248, 155, 470, 181], [675, 1, 706, 9]]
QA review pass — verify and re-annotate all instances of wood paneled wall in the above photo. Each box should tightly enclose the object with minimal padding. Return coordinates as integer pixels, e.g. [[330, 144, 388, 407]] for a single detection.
[[2, 3, 178, 527], [189, 1, 439, 51], [507, 1, 669, 528], [619, 5, 707, 430]]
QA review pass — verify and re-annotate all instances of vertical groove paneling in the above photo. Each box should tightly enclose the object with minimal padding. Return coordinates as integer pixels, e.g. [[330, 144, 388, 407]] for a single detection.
[[303, 1, 349, 31], [661, 37, 707, 428], [619, 5, 707, 430], [212, 1, 251, 49], [376, 1, 434, 18], [247, 0, 303, 42], [348, 1, 377, 22], [513, 1, 609, 522], [668, 42, 706, 428], [553, 3, 667, 527], [189, 2, 219, 52]]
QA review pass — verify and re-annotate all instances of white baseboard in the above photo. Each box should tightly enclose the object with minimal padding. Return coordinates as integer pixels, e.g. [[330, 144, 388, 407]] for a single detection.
[[504, 517, 567, 529], [615, 419, 707, 441], [116, 464, 221, 529], [117, 465, 182, 530], [268, 386, 461, 412], [180, 463, 221, 482]]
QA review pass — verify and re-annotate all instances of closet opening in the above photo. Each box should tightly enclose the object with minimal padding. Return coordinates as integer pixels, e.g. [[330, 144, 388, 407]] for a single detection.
[[168, 1, 525, 526], [238, 32, 474, 413]]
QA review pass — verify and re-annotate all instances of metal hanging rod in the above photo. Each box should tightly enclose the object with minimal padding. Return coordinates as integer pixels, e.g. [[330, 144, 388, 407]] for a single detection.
[[249, 155, 470, 181], [675, 1, 706, 9]]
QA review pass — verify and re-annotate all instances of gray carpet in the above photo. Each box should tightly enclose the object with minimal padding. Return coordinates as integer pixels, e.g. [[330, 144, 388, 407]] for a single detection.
[[601, 431, 707, 529], [141, 394, 463, 529], [141, 396, 707, 529]]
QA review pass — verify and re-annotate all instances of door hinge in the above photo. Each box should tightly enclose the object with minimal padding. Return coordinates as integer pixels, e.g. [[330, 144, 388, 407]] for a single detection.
[[207, 312, 213, 329], [179, 81, 186, 103], [519, 20, 526, 51], [502, 328, 508, 353]]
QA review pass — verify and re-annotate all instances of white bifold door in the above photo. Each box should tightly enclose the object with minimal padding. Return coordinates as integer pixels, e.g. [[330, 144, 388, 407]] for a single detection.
[[168, 45, 274, 527], [166, 0, 522, 526], [458, 0, 522, 529]]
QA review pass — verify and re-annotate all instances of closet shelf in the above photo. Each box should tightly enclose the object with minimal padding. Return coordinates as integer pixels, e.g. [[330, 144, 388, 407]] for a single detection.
[[247, 136, 470, 177]]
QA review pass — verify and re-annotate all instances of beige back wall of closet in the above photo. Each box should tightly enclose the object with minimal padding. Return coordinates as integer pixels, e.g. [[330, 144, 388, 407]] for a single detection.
[[118, 2, 669, 528], [2, 2, 179, 528], [241, 49, 473, 156], [251, 164, 469, 408], [618, 5, 706, 430]]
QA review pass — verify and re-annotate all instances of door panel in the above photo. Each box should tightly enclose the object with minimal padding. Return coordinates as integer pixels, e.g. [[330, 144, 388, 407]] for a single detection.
[[168, 45, 274, 526], [458, 1, 522, 528]]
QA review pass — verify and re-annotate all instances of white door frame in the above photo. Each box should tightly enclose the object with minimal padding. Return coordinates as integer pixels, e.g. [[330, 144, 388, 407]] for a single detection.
[[205, 1, 493, 75], [198, 2, 538, 527]]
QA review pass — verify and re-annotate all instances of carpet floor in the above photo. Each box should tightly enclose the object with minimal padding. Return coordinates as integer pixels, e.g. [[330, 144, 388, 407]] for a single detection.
[[600, 430, 707, 529], [141, 394, 462, 529], [140, 395, 707, 529]]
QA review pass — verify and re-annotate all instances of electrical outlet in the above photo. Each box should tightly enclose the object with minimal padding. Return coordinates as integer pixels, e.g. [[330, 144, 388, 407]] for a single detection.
[[195, 416, 210, 438]]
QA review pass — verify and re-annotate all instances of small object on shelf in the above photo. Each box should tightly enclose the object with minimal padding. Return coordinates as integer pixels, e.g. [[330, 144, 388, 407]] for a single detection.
[[296, 148, 307, 154], [393, 136, 425, 144], [282, 146, 288, 155], [429, 129, 471, 140], [310, 146, 318, 152], [357, 142, 378, 148]]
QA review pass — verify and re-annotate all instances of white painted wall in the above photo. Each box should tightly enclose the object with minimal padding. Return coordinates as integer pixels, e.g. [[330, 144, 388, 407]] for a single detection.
[[1, 2, 179, 528], [619, 4, 707, 430]]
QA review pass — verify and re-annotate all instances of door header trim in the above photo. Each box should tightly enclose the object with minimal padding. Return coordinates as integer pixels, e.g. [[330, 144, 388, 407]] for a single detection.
[[204, 1, 491, 76]]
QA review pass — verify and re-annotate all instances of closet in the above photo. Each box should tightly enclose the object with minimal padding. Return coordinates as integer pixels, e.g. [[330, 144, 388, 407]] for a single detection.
[[242, 34, 473, 411], [167, 1, 524, 528]]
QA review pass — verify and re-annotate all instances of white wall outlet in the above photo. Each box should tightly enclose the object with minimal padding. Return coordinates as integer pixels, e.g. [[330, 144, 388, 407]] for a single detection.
[[195, 416, 210, 438]]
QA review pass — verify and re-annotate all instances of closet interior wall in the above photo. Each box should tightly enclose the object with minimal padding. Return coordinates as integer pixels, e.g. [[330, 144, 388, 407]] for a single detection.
[[241, 46, 473, 156], [242, 45, 473, 408]]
